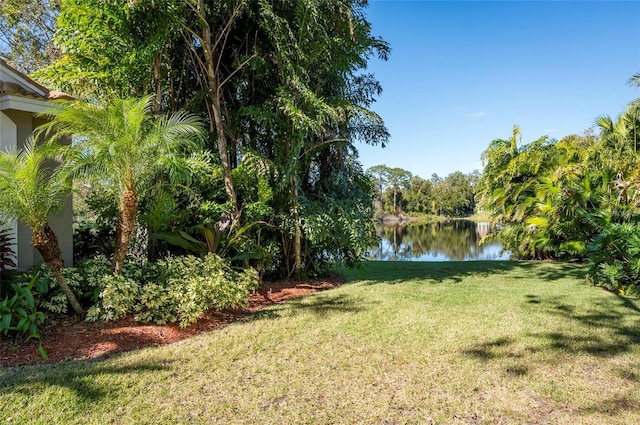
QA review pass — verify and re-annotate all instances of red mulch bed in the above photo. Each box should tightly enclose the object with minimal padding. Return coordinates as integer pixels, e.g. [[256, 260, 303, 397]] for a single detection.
[[0, 276, 343, 367]]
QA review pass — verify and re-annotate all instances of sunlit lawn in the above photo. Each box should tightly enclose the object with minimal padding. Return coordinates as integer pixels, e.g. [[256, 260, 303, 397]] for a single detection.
[[1, 261, 639, 424]]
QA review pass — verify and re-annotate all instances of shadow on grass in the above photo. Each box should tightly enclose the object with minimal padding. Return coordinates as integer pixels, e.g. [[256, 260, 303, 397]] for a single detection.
[[581, 396, 640, 415], [0, 358, 172, 405], [463, 292, 640, 370], [351, 260, 586, 285], [249, 293, 372, 322]]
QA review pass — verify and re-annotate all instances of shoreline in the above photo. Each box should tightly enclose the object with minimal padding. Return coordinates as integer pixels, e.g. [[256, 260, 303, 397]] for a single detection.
[[376, 214, 490, 224]]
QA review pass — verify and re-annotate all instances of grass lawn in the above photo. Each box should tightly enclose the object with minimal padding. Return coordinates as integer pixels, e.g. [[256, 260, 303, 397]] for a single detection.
[[1, 261, 639, 424]]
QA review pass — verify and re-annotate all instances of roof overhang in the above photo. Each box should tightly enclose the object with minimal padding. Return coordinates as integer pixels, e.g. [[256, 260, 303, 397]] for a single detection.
[[0, 58, 73, 110], [0, 94, 53, 113]]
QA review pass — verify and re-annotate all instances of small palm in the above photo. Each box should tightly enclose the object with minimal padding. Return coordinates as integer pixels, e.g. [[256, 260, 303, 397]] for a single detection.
[[0, 139, 83, 314], [39, 96, 204, 273]]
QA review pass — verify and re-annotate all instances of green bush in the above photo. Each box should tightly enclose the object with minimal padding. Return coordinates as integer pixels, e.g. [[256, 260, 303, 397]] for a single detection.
[[31, 257, 161, 314], [0, 225, 17, 297], [88, 254, 259, 327], [73, 222, 116, 264], [30, 256, 111, 313], [0, 225, 16, 273], [0, 273, 48, 358], [25, 254, 258, 327], [88, 273, 141, 321], [587, 222, 640, 296]]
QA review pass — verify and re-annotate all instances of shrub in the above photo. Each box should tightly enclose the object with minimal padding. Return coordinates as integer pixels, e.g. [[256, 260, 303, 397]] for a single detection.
[[29, 257, 111, 313], [30, 256, 161, 314], [0, 225, 16, 272], [587, 222, 640, 296], [0, 273, 48, 358], [26, 253, 258, 327], [88, 254, 259, 327]]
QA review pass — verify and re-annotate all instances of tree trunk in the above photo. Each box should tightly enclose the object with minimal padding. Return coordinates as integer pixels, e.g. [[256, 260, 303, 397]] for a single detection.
[[32, 223, 83, 315], [292, 174, 303, 280], [153, 52, 163, 115], [393, 189, 397, 213], [112, 188, 138, 274], [210, 84, 239, 226], [198, 0, 240, 227]]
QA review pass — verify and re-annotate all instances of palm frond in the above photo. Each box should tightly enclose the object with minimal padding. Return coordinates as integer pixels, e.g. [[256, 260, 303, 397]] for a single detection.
[[0, 138, 71, 230]]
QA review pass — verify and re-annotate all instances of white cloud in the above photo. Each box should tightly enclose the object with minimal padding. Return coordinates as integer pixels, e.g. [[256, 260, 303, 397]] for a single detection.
[[466, 112, 487, 119]]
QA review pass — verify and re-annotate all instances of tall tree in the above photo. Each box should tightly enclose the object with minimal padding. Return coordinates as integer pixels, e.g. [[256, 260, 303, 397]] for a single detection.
[[433, 171, 476, 217], [38, 96, 204, 273], [33, 0, 181, 102], [404, 176, 433, 214], [0, 139, 82, 314], [244, 0, 389, 277], [367, 165, 390, 199], [0, 0, 59, 73], [180, 0, 252, 225], [36, 0, 389, 278], [385, 167, 412, 213], [476, 126, 560, 258]]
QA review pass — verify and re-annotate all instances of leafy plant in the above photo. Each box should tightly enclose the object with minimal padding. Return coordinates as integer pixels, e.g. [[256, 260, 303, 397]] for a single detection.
[[0, 225, 17, 271], [587, 222, 640, 295], [155, 221, 261, 259], [38, 95, 205, 274], [87, 254, 259, 328], [0, 225, 17, 298], [0, 138, 83, 314], [72, 222, 116, 264], [0, 273, 48, 359], [31, 256, 156, 314]]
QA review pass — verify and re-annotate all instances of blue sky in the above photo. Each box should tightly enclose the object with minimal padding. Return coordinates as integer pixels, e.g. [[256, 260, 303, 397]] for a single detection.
[[356, 0, 640, 179]]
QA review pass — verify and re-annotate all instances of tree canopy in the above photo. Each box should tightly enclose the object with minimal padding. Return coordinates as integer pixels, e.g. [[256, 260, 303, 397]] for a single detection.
[[13, 0, 390, 279]]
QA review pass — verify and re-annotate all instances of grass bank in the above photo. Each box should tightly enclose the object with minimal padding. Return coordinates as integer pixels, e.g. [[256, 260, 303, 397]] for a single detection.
[[1, 261, 639, 424]]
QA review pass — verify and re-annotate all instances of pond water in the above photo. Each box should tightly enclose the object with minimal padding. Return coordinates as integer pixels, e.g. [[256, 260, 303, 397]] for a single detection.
[[367, 220, 509, 261]]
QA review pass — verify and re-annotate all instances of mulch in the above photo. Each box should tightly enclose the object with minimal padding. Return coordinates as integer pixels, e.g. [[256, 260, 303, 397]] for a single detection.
[[0, 276, 344, 367]]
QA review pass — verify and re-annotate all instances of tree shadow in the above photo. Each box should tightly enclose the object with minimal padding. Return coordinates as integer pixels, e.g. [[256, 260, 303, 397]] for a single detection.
[[0, 358, 173, 405], [580, 396, 640, 416], [354, 260, 585, 285], [248, 293, 372, 322], [463, 336, 518, 360], [463, 291, 640, 376]]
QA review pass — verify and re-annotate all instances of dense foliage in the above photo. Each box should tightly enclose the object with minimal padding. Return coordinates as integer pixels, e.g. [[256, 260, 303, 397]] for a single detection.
[[0, 1, 389, 344], [0, 224, 16, 278], [38, 95, 205, 274], [27, 0, 388, 280], [477, 85, 640, 293], [29, 254, 258, 327]]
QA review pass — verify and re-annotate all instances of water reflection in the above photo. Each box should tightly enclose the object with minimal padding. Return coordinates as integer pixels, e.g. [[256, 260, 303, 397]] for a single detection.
[[368, 220, 509, 261]]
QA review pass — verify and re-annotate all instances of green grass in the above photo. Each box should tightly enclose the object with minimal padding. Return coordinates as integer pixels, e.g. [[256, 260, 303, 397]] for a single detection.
[[2, 261, 640, 424]]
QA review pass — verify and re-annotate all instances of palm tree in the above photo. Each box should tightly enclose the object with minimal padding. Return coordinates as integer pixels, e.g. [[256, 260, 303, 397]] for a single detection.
[[39, 96, 204, 274], [0, 139, 83, 314], [596, 101, 640, 179]]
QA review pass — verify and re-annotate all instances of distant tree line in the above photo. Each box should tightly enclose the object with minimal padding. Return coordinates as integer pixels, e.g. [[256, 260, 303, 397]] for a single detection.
[[366, 165, 480, 217]]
